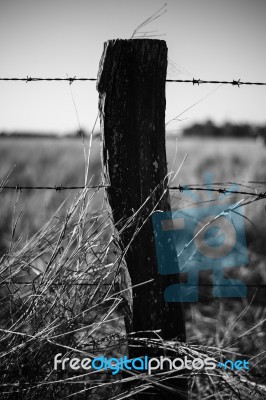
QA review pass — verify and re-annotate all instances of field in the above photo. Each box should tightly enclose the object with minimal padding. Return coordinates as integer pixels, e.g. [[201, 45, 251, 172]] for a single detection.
[[0, 135, 266, 397], [1, 138, 265, 285], [1, 136, 266, 255]]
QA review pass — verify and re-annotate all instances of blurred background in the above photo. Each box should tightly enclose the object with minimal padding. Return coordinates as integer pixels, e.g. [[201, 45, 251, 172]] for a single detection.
[[1, 0, 266, 133]]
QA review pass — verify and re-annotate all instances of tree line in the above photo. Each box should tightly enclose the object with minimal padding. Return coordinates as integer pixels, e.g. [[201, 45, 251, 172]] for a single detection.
[[182, 121, 266, 140]]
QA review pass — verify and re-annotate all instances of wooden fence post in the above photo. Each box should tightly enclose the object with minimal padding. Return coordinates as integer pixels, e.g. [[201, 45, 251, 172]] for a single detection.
[[97, 39, 186, 397]]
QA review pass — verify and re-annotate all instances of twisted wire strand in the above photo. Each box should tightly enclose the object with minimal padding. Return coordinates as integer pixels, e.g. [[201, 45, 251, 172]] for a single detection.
[[1, 184, 266, 200], [0, 77, 266, 86]]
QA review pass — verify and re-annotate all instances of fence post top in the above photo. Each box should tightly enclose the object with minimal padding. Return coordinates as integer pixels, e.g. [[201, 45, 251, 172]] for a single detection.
[[103, 38, 167, 45]]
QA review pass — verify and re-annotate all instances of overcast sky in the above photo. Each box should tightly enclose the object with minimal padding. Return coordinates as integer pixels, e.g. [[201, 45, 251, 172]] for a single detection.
[[1, 0, 266, 134]]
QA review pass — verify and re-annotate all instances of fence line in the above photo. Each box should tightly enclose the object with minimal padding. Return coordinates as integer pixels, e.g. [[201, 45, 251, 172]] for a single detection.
[[0, 282, 265, 288], [1, 184, 266, 200], [1, 77, 266, 86], [167, 78, 266, 86], [1, 185, 108, 191], [0, 77, 97, 83]]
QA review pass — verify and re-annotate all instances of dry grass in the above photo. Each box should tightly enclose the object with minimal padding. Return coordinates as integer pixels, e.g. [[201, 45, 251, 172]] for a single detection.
[[0, 186, 132, 399]]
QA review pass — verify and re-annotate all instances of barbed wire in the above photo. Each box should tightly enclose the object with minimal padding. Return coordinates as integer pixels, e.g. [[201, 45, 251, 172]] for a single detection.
[[0, 77, 266, 86], [1, 184, 109, 192], [170, 185, 266, 199], [1, 184, 266, 200], [166, 78, 266, 87], [0, 77, 97, 84], [0, 281, 265, 288]]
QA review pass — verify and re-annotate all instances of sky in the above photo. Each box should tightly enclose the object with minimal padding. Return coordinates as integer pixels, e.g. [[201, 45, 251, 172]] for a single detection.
[[1, 0, 266, 134]]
